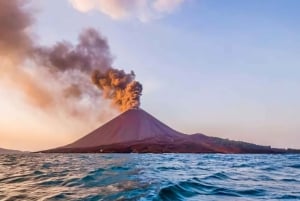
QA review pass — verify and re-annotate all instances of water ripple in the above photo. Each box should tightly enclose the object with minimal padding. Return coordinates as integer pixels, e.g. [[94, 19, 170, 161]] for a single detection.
[[0, 154, 299, 200]]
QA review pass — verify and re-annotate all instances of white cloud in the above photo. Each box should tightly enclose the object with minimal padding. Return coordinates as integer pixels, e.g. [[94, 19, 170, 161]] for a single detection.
[[69, 0, 97, 12], [153, 0, 185, 13], [68, 0, 186, 22]]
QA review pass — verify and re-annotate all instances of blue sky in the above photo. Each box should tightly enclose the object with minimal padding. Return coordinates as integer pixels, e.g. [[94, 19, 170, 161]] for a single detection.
[[36, 0, 300, 148], [2, 0, 299, 150]]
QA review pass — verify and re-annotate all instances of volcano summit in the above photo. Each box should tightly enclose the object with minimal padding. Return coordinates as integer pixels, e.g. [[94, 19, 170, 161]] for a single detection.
[[45, 109, 298, 153]]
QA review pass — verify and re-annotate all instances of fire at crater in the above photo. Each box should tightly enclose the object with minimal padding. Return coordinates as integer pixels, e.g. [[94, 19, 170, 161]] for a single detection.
[[92, 69, 143, 111]]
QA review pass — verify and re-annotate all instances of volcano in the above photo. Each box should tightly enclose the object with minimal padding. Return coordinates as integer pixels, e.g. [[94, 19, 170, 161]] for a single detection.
[[44, 109, 299, 153]]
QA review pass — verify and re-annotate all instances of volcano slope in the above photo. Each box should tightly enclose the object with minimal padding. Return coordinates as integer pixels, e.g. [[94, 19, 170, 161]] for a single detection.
[[44, 109, 299, 153]]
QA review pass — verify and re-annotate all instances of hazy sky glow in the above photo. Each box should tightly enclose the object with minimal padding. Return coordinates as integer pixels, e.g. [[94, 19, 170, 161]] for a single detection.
[[1, 0, 300, 151]]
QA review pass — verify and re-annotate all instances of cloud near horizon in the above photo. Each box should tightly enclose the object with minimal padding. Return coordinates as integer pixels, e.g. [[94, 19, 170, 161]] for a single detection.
[[68, 0, 186, 22]]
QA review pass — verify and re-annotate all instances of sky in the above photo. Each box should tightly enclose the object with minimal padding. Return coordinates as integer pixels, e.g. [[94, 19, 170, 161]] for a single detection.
[[1, 0, 300, 151]]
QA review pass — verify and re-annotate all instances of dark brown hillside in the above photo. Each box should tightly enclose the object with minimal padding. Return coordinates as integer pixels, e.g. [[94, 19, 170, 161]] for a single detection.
[[44, 109, 298, 154]]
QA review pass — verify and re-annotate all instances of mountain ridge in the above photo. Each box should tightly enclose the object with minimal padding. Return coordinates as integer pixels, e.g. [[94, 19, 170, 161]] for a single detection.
[[44, 109, 300, 154], [0, 148, 22, 154]]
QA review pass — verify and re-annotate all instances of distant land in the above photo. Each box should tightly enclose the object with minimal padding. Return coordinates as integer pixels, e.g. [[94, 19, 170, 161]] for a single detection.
[[44, 109, 300, 154], [0, 148, 22, 154]]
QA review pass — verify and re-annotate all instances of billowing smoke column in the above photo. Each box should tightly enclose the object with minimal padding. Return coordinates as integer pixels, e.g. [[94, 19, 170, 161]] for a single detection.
[[92, 69, 143, 111], [32, 28, 143, 111], [33, 28, 112, 73], [0, 0, 142, 113], [0, 0, 32, 57]]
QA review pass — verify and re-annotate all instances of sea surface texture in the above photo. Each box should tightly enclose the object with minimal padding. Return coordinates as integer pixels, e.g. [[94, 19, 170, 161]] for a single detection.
[[0, 154, 299, 201]]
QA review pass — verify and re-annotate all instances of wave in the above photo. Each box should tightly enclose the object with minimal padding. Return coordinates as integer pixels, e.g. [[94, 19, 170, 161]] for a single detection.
[[203, 172, 231, 180], [289, 164, 300, 169], [157, 178, 266, 200], [0, 154, 299, 201]]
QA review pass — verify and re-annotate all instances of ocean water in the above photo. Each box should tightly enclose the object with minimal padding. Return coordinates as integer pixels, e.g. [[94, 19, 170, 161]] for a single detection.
[[0, 154, 299, 201]]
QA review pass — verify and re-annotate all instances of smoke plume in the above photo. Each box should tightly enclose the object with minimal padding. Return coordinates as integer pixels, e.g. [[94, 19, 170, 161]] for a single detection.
[[0, 0, 32, 58], [0, 0, 143, 116]]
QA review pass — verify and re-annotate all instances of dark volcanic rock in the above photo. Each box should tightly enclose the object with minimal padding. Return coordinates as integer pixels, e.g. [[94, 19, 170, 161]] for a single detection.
[[44, 109, 299, 154]]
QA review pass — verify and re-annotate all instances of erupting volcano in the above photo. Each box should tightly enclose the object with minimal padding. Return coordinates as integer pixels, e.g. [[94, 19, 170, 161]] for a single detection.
[[44, 109, 299, 154]]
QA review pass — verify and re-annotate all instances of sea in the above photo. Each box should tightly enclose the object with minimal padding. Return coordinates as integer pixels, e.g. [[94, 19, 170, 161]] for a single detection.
[[0, 154, 299, 201]]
